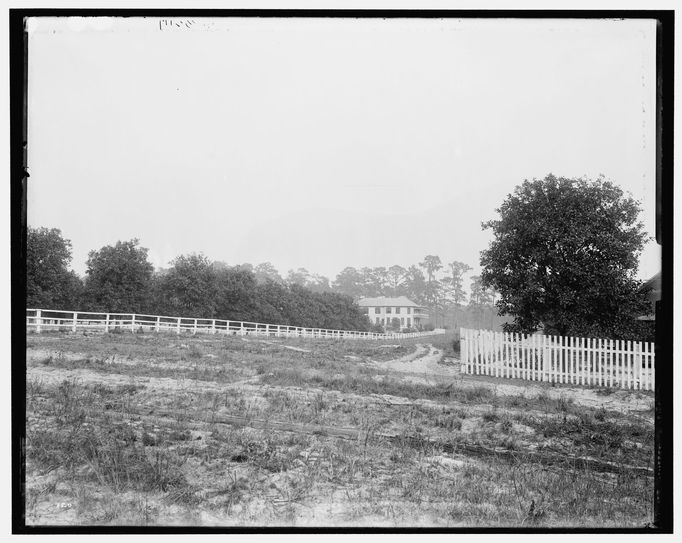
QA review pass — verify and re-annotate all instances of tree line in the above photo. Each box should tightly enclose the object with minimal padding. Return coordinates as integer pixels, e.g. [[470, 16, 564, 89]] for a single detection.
[[26, 228, 370, 331], [26, 227, 496, 333]]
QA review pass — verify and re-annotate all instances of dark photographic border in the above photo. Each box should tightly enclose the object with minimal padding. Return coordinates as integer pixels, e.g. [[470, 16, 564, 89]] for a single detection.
[[10, 8, 674, 535]]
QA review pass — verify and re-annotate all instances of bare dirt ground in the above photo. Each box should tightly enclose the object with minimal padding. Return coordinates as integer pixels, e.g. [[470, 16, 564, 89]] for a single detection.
[[371, 343, 652, 415], [24, 332, 654, 527]]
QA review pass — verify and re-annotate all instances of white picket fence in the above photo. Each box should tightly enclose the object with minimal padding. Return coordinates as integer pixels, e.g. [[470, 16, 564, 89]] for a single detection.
[[460, 328, 655, 391], [25, 308, 443, 341]]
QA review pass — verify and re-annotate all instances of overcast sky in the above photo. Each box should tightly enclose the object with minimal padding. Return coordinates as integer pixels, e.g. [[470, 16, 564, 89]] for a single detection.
[[26, 16, 660, 282]]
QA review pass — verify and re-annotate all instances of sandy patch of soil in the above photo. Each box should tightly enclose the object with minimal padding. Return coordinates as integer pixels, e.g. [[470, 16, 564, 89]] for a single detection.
[[372, 344, 459, 382], [370, 345, 652, 416]]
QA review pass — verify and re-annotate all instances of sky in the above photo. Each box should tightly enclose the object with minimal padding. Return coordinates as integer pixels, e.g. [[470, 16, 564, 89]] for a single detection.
[[26, 16, 660, 282]]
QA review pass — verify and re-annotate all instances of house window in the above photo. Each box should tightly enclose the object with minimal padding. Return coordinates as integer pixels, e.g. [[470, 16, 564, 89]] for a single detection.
[[407, 307, 411, 314], [396, 307, 401, 314], [406, 318, 411, 326], [386, 307, 392, 314], [374, 307, 380, 314], [401, 317, 404, 325]]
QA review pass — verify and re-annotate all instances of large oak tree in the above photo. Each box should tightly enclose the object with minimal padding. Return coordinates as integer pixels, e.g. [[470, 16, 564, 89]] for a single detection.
[[480, 174, 651, 339]]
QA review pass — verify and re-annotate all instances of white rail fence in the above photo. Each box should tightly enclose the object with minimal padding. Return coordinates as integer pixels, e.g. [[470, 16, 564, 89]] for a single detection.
[[460, 328, 655, 391], [26, 309, 443, 341]]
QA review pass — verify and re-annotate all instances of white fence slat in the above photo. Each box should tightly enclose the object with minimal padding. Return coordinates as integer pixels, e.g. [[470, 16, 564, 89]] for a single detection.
[[504, 332, 509, 379], [614, 339, 619, 388], [478, 332, 488, 375], [649, 343, 656, 390], [649, 341, 655, 391], [589, 337, 594, 386], [594, 338, 602, 386], [591, 337, 596, 386], [623, 340, 628, 389], [643, 341, 650, 391], [488, 332, 493, 376], [632, 341, 637, 390], [570, 336, 575, 385], [635, 341, 642, 390], [554, 336, 564, 383], [627, 340, 633, 389], [572, 336, 578, 385], [518, 333, 523, 380], [645, 341, 650, 391], [478, 331, 483, 376], [541, 334, 546, 382], [575, 336, 581, 385], [495, 332, 499, 377], [553, 336, 561, 383], [471, 331, 483, 375], [467, 329, 472, 374], [602, 338, 607, 387]]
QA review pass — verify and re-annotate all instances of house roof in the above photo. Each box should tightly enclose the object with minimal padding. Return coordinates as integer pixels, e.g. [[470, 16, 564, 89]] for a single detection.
[[640, 271, 661, 291], [357, 296, 422, 308], [639, 271, 661, 302]]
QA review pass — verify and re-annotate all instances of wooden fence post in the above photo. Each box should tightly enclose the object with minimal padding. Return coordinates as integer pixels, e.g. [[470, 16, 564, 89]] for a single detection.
[[36, 309, 42, 333], [176, 317, 181, 335], [211, 320, 216, 334], [105, 313, 110, 333], [131, 314, 136, 332], [156, 316, 161, 333], [72, 312, 78, 333]]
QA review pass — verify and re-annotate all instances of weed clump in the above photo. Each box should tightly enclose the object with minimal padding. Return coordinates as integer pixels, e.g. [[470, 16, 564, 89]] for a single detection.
[[188, 344, 203, 359], [482, 410, 499, 423]]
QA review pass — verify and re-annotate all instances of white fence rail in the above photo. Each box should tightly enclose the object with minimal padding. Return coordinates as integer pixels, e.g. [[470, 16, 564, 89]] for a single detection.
[[460, 328, 655, 391], [25, 308, 443, 341]]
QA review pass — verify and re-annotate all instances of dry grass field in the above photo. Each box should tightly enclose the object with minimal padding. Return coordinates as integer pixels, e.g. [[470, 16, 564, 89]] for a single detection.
[[24, 330, 654, 527]]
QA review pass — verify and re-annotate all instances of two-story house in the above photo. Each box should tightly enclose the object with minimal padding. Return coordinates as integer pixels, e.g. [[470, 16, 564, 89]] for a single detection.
[[357, 296, 428, 329]]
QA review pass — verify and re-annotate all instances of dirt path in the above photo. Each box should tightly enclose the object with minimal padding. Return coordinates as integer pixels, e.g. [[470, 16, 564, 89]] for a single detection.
[[376, 343, 653, 417], [372, 344, 459, 382]]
